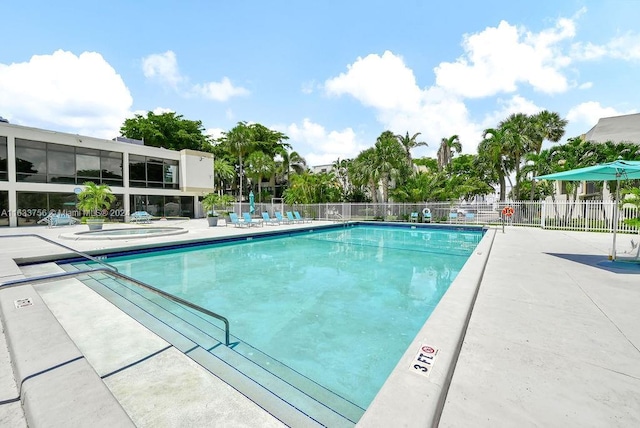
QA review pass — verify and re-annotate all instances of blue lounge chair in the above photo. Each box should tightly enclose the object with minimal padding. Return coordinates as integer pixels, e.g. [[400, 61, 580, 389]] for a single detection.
[[465, 212, 475, 223], [410, 212, 419, 222], [275, 212, 291, 224], [130, 211, 153, 223], [228, 212, 249, 227], [449, 212, 459, 223], [262, 212, 280, 225], [286, 211, 301, 223], [294, 211, 312, 223], [243, 212, 263, 227]]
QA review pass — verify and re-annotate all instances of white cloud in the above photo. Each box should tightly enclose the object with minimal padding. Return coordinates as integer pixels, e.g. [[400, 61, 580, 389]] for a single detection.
[[142, 51, 249, 101], [142, 51, 182, 87], [284, 118, 368, 166], [324, 51, 484, 155], [326, 51, 422, 110], [566, 101, 635, 128], [301, 80, 317, 94], [572, 32, 640, 61], [481, 95, 542, 129], [578, 81, 593, 90], [192, 77, 249, 102], [0, 50, 132, 138], [205, 127, 225, 140], [434, 18, 574, 97]]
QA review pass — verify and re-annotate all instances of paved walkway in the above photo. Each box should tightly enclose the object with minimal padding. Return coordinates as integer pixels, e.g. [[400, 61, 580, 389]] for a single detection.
[[439, 227, 640, 427], [0, 221, 639, 426]]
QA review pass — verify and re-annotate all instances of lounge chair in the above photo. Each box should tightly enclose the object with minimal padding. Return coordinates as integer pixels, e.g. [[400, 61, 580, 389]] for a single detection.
[[130, 211, 153, 223], [449, 212, 459, 223], [286, 211, 302, 223], [294, 211, 312, 223], [465, 212, 475, 223], [243, 212, 264, 227], [228, 212, 249, 227], [40, 213, 79, 228], [275, 212, 291, 224], [422, 208, 432, 223], [262, 212, 280, 225], [410, 212, 419, 222]]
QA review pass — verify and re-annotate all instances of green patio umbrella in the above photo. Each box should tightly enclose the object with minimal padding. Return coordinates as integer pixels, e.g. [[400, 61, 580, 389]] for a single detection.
[[249, 191, 255, 214], [537, 160, 640, 260]]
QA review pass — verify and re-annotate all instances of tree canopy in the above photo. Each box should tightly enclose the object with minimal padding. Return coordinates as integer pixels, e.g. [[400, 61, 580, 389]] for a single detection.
[[120, 111, 210, 151]]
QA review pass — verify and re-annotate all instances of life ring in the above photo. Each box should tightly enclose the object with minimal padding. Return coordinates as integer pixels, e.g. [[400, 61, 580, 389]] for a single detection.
[[501, 206, 514, 217], [422, 207, 431, 217]]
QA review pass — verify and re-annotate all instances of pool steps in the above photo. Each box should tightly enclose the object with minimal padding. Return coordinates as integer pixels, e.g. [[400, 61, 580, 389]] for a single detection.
[[61, 263, 363, 427]]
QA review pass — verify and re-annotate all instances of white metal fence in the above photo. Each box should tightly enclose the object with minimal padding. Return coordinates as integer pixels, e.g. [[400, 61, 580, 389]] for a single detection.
[[229, 200, 639, 235]]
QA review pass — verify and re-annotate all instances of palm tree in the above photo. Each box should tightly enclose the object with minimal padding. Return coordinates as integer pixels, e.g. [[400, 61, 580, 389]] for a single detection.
[[332, 157, 352, 200], [437, 135, 461, 171], [245, 151, 275, 202], [222, 121, 253, 202], [76, 182, 116, 217], [500, 113, 533, 199], [395, 131, 427, 168], [374, 131, 406, 203], [351, 148, 379, 204], [527, 111, 567, 199], [478, 128, 512, 201], [213, 158, 235, 196]]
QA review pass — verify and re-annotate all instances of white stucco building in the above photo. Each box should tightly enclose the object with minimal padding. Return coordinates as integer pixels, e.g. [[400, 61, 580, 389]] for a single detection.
[[0, 122, 214, 227]]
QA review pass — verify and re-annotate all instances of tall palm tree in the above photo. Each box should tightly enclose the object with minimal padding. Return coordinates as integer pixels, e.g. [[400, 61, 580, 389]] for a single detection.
[[437, 135, 462, 171], [213, 158, 235, 196], [332, 157, 352, 199], [478, 128, 512, 201], [395, 131, 427, 168], [374, 131, 406, 203], [222, 121, 253, 202], [500, 113, 532, 198], [527, 111, 567, 199], [245, 151, 275, 202], [351, 148, 379, 203]]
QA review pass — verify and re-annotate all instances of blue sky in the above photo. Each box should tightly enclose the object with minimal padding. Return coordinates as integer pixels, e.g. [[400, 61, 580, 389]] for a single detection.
[[1, 1, 639, 166]]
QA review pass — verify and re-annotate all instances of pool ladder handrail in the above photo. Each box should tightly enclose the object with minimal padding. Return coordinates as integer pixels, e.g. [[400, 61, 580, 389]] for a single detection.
[[0, 267, 231, 346], [0, 233, 118, 273]]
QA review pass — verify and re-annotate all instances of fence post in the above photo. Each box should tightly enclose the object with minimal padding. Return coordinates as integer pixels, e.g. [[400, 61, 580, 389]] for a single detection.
[[540, 201, 546, 229]]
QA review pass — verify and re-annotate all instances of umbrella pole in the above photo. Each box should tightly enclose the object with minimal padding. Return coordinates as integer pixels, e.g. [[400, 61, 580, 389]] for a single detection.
[[612, 179, 620, 261]]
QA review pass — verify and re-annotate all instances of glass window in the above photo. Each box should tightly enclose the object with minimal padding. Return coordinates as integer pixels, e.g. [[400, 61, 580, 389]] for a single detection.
[[101, 151, 123, 186], [15, 141, 46, 182], [47, 154, 74, 175], [0, 136, 7, 181], [16, 192, 48, 226], [147, 162, 163, 183], [15, 138, 46, 150], [76, 153, 101, 178], [164, 160, 179, 188], [0, 191, 8, 226], [129, 155, 146, 182]]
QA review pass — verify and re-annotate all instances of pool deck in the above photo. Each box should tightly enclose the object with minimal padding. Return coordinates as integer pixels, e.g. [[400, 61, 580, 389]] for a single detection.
[[1, 220, 639, 427]]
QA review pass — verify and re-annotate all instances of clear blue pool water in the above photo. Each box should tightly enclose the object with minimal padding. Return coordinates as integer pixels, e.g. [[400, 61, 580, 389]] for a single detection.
[[97, 225, 482, 409]]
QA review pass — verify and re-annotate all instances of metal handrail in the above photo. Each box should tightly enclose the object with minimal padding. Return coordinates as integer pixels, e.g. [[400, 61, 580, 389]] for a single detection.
[[0, 267, 230, 346], [0, 234, 118, 272]]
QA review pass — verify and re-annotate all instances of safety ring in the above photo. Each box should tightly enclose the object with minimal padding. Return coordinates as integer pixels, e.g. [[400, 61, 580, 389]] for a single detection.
[[422, 207, 431, 217], [501, 206, 514, 217]]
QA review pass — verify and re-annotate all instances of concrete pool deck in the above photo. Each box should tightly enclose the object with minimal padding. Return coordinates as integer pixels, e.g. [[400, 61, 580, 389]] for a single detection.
[[0, 220, 639, 426]]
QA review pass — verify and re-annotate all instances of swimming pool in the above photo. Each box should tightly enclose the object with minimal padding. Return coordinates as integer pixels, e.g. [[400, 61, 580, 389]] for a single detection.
[[78, 224, 482, 421]]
